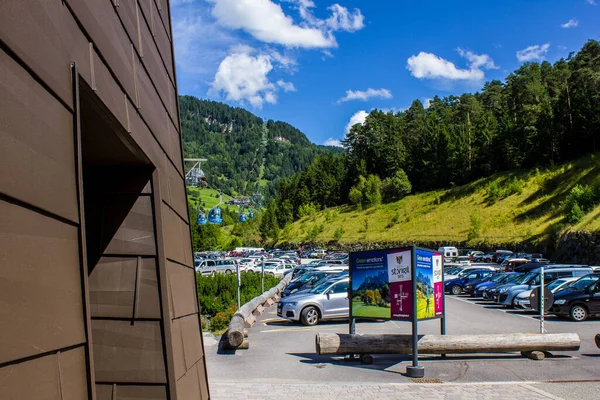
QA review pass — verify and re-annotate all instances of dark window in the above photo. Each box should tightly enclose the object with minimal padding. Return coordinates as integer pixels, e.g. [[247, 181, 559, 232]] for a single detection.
[[330, 282, 349, 294]]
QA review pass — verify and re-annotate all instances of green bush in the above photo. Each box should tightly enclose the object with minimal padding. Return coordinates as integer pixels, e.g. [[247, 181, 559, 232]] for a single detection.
[[468, 215, 482, 240], [363, 175, 382, 207], [334, 226, 345, 240], [485, 181, 501, 203], [567, 202, 585, 224], [298, 202, 319, 217], [381, 169, 412, 203], [209, 303, 238, 332], [349, 186, 363, 206], [197, 272, 281, 325]]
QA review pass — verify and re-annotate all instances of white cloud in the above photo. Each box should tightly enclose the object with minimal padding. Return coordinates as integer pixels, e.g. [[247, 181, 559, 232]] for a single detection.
[[338, 88, 392, 103], [516, 43, 550, 62], [457, 48, 498, 70], [209, 47, 298, 107], [323, 138, 343, 147], [407, 52, 485, 81], [209, 49, 277, 108], [277, 80, 296, 92], [324, 4, 365, 32], [561, 18, 579, 28], [586, 0, 596, 5], [345, 110, 368, 133], [424, 98, 432, 109], [208, 0, 336, 48]]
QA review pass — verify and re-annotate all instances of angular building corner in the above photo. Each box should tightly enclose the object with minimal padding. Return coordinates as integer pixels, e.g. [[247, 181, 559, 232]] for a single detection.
[[0, 1, 210, 398]]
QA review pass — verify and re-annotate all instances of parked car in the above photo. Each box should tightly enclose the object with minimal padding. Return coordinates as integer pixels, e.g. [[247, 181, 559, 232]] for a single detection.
[[496, 266, 593, 308], [445, 265, 497, 280], [550, 274, 600, 321], [264, 263, 294, 278], [281, 271, 343, 297], [493, 250, 513, 263], [513, 277, 579, 310], [502, 258, 531, 272], [455, 256, 471, 265], [277, 277, 350, 325], [438, 246, 459, 259], [469, 272, 521, 297], [197, 259, 238, 276], [513, 262, 553, 273], [445, 270, 496, 295], [472, 252, 495, 263]]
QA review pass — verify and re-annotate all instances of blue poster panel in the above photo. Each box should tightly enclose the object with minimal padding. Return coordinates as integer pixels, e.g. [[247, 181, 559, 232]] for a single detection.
[[415, 249, 444, 319]]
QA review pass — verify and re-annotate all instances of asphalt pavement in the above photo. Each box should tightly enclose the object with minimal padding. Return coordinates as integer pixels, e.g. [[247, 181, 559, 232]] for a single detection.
[[204, 295, 600, 399]]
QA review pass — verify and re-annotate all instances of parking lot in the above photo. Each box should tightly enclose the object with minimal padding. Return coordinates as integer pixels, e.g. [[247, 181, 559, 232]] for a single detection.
[[205, 294, 600, 393]]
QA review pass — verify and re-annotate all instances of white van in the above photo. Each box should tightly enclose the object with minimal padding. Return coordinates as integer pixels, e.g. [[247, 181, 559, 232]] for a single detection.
[[438, 246, 459, 258]]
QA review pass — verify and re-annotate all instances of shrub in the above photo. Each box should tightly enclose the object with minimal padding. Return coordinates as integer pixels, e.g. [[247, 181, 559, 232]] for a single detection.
[[349, 186, 363, 206], [209, 303, 238, 332], [363, 175, 382, 207], [467, 215, 482, 241], [567, 201, 585, 224], [381, 169, 412, 203], [485, 181, 501, 203], [386, 212, 400, 228], [334, 226, 345, 240], [298, 202, 319, 218], [505, 177, 524, 196]]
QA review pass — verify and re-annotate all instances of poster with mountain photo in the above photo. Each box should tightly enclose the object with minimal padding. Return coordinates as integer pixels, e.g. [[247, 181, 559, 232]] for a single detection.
[[350, 251, 391, 319]]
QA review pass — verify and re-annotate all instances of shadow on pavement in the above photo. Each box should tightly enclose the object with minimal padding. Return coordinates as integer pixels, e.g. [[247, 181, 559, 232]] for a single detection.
[[287, 352, 412, 373]]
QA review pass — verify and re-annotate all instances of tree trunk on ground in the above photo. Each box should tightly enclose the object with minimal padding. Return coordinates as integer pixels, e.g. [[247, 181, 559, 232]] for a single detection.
[[315, 333, 580, 355]]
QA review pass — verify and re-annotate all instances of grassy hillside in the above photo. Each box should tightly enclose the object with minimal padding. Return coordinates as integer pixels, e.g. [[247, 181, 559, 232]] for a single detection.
[[278, 153, 600, 246], [187, 187, 236, 212]]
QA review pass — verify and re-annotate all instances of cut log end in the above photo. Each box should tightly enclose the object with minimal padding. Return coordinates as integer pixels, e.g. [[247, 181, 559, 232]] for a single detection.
[[521, 351, 545, 361]]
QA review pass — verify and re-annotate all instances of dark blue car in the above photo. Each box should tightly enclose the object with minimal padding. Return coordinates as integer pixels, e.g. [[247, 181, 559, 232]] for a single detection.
[[477, 272, 523, 298], [445, 270, 496, 295]]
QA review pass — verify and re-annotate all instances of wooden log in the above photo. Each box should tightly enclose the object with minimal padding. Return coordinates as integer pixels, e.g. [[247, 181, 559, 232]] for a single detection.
[[227, 273, 293, 348], [521, 350, 545, 360], [243, 329, 249, 338], [316, 333, 580, 355], [237, 340, 249, 350]]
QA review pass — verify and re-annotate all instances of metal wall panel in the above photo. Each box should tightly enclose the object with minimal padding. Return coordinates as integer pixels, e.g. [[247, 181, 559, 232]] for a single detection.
[[136, 257, 162, 319], [140, 0, 175, 88], [92, 50, 130, 133], [66, 0, 137, 102], [92, 320, 167, 383], [97, 384, 167, 400], [0, 201, 86, 364], [115, 0, 142, 53], [167, 261, 198, 318], [161, 204, 192, 267], [164, 158, 189, 222], [104, 196, 157, 256], [154, 0, 172, 42], [180, 314, 203, 369], [0, 354, 61, 400], [59, 347, 90, 400], [89, 257, 137, 318], [169, 318, 186, 380], [175, 361, 203, 400], [0, 50, 79, 223], [0, 0, 91, 108], [167, 121, 183, 174]]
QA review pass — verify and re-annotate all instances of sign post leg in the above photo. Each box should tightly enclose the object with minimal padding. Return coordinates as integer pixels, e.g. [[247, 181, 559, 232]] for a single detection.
[[406, 246, 424, 378]]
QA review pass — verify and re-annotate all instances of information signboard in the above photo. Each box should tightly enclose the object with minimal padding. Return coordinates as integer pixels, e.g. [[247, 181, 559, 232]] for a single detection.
[[349, 247, 443, 321]]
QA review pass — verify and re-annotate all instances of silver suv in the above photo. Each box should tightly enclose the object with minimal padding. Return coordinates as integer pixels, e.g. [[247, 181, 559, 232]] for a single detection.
[[277, 277, 349, 326]]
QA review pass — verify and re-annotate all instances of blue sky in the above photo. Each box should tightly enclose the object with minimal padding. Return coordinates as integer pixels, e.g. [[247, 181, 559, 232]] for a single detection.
[[171, 0, 600, 147]]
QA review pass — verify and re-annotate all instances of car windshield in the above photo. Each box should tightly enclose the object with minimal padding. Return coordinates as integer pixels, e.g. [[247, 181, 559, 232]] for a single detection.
[[546, 279, 568, 291], [263, 264, 277, 270], [445, 267, 461, 275], [490, 274, 507, 282], [522, 272, 538, 284], [457, 269, 476, 278], [309, 278, 342, 293], [566, 275, 599, 291]]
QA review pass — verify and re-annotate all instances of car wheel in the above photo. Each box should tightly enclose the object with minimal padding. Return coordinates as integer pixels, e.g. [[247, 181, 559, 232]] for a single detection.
[[485, 258, 491, 262], [225, 269, 232, 274], [451, 285, 462, 295], [569, 305, 588, 322], [301, 306, 319, 326]]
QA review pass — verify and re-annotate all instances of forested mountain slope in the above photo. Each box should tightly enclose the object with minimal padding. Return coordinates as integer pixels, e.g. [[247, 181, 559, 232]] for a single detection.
[[179, 96, 342, 196]]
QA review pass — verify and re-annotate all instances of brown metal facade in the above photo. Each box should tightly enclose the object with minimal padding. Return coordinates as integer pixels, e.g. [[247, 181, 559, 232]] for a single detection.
[[0, 1, 209, 399]]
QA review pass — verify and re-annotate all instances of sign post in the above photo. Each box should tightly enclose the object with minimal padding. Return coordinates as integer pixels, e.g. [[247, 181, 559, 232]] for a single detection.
[[237, 263, 241, 310], [261, 260, 265, 294], [349, 246, 445, 378], [539, 267, 544, 334]]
